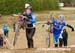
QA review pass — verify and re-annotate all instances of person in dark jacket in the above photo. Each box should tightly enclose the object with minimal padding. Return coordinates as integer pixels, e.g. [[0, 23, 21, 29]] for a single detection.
[[0, 34, 3, 48], [0, 29, 4, 48], [62, 29, 68, 47]]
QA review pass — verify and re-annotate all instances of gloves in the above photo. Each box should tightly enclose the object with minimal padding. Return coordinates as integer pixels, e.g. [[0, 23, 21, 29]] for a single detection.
[[47, 21, 50, 25], [23, 17, 29, 21], [66, 24, 74, 32], [72, 28, 74, 32]]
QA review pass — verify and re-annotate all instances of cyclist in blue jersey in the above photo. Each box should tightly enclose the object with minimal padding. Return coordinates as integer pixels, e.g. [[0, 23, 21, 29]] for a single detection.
[[23, 6, 36, 48], [47, 14, 74, 47]]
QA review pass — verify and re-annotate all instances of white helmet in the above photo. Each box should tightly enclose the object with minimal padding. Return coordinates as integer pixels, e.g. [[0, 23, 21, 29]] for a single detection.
[[58, 14, 65, 21], [25, 3, 30, 8]]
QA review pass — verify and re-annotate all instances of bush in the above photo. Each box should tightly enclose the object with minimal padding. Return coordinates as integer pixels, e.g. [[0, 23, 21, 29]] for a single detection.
[[0, 0, 59, 14]]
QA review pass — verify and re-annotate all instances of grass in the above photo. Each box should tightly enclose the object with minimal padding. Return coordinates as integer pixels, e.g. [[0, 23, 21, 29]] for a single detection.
[[0, 0, 59, 14]]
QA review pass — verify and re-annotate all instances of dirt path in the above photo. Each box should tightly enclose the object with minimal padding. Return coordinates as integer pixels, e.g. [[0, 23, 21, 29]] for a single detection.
[[3, 21, 75, 49]]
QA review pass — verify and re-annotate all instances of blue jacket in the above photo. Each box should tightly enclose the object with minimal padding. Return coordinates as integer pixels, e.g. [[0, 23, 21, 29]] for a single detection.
[[23, 13, 36, 28], [52, 20, 67, 35], [23, 13, 36, 24], [3, 24, 9, 32]]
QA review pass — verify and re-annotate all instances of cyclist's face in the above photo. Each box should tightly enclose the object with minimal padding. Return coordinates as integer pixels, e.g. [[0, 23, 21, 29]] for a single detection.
[[26, 9, 31, 15], [58, 18, 63, 23]]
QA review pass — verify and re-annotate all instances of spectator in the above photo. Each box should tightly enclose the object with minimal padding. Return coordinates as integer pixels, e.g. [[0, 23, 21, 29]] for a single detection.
[[62, 29, 68, 47]]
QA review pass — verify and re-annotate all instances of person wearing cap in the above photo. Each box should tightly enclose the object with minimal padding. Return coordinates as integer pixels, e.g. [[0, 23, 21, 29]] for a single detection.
[[23, 6, 36, 48], [47, 14, 74, 47]]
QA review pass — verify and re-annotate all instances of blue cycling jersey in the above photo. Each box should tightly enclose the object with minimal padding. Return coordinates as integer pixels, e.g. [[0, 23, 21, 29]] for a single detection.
[[52, 20, 67, 35], [3, 24, 8, 32], [23, 13, 36, 24]]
